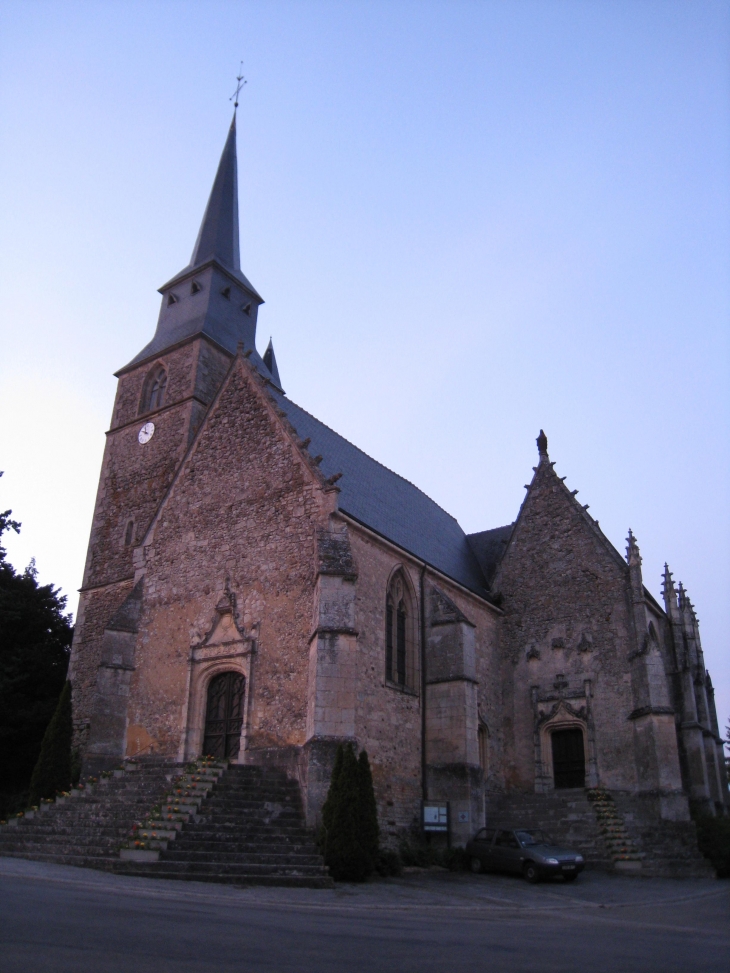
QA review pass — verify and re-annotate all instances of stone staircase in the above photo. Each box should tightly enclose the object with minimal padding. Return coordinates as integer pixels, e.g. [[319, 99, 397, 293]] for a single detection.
[[115, 765, 333, 888], [489, 788, 714, 878], [0, 762, 174, 869]]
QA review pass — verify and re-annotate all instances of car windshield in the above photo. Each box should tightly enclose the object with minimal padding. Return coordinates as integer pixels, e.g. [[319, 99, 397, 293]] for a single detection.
[[515, 829, 553, 847]]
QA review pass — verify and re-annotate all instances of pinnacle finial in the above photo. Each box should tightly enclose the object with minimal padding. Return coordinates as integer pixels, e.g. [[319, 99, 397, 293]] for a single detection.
[[626, 529, 641, 566], [536, 429, 549, 460]]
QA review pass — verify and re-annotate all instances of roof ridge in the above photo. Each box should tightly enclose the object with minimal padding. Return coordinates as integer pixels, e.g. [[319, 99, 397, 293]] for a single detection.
[[274, 390, 464, 528]]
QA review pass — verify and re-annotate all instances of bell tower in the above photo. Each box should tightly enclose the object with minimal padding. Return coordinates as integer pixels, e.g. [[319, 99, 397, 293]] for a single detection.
[[69, 113, 276, 748]]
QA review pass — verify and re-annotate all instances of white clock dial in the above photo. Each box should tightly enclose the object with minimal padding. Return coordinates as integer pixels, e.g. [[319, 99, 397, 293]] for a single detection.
[[138, 422, 155, 445]]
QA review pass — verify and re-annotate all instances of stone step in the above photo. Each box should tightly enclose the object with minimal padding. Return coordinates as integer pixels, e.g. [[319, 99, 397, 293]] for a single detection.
[[112, 863, 332, 888], [161, 850, 324, 865], [0, 760, 332, 888]]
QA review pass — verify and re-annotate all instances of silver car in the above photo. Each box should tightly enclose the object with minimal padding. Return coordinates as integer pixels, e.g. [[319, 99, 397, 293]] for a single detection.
[[465, 827, 585, 883]]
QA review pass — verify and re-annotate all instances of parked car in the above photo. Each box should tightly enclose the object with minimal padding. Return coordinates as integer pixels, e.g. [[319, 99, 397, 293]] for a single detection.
[[465, 827, 585, 883]]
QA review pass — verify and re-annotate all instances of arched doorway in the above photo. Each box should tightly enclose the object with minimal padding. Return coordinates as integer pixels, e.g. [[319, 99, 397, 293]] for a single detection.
[[551, 727, 585, 789], [202, 671, 245, 759]]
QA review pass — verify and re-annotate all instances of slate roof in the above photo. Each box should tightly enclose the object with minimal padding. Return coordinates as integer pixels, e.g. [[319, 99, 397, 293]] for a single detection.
[[268, 387, 490, 597], [466, 525, 514, 587]]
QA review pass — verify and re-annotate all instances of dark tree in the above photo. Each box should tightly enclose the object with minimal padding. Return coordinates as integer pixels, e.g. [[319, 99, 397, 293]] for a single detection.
[[357, 749, 380, 868], [320, 742, 344, 839], [29, 680, 73, 804], [320, 742, 378, 882], [0, 474, 73, 817]]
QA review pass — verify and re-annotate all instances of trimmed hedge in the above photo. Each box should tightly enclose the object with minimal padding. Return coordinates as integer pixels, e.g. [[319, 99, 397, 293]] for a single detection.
[[28, 681, 72, 805]]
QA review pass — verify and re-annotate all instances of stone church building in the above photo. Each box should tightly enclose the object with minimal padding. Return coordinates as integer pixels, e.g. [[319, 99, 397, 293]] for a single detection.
[[70, 115, 728, 850]]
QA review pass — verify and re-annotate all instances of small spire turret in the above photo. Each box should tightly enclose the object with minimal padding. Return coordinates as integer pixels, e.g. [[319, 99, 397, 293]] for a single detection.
[[263, 338, 283, 391]]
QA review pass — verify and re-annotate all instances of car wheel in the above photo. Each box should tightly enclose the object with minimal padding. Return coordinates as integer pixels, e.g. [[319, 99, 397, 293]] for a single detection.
[[523, 862, 540, 884], [563, 873, 578, 882], [469, 856, 483, 874]]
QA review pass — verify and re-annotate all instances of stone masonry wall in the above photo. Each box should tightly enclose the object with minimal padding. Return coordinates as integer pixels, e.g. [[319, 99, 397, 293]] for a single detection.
[[492, 458, 641, 794], [70, 337, 233, 736], [124, 357, 333, 758], [345, 522, 500, 843]]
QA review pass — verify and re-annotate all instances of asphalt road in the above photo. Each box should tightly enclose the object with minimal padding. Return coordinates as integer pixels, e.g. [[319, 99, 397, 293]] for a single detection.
[[1, 858, 728, 973]]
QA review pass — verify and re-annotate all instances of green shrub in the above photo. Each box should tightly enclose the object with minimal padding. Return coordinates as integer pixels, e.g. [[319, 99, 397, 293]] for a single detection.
[[440, 846, 468, 872], [357, 749, 379, 866], [398, 838, 468, 871], [320, 742, 380, 882], [376, 849, 402, 877], [28, 681, 72, 805], [695, 816, 730, 878], [399, 838, 437, 867]]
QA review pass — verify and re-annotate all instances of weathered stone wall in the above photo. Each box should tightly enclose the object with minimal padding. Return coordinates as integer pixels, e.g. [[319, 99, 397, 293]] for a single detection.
[[492, 458, 643, 794], [344, 522, 500, 843], [68, 578, 135, 737], [124, 357, 333, 760], [70, 337, 233, 737]]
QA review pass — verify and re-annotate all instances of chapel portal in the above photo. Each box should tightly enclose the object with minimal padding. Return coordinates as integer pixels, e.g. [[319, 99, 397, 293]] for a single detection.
[[202, 671, 246, 759]]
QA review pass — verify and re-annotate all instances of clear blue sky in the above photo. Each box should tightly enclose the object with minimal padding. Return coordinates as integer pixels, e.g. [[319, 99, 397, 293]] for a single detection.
[[1, 1, 728, 728]]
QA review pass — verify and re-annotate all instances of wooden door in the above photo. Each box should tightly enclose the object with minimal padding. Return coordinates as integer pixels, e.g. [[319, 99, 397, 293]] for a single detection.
[[202, 672, 245, 759], [551, 727, 586, 789]]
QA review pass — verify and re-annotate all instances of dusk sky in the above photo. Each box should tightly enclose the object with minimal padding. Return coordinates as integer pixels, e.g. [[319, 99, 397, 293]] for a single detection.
[[1, 1, 728, 727]]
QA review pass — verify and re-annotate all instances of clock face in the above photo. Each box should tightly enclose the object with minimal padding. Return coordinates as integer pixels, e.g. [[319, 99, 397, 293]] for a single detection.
[[138, 422, 155, 445]]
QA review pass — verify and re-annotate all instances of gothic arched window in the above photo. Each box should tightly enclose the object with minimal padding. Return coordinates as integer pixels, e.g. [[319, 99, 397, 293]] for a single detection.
[[124, 519, 134, 547], [385, 570, 417, 691], [140, 365, 167, 414]]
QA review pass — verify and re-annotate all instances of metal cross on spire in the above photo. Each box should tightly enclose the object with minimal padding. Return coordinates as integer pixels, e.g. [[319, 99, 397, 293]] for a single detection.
[[230, 63, 247, 109]]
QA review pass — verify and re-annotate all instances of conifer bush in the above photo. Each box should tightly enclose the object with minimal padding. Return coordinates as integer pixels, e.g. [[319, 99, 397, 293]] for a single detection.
[[28, 681, 73, 805], [320, 742, 380, 881], [357, 749, 379, 867]]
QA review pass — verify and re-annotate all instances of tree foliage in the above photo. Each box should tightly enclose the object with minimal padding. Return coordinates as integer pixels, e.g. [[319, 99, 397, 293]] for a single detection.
[[320, 742, 380, 882], [29, 680, 73, 804], [0, 473, 73, 816]]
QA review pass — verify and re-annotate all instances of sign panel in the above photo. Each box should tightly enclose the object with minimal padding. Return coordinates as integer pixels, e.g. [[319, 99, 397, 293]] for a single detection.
[[422, 802, 449, 832]]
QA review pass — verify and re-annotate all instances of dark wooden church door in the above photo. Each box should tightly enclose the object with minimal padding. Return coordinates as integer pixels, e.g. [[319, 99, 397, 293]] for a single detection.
[[203, 672, 245, 759], [551, 728, 586, 789]]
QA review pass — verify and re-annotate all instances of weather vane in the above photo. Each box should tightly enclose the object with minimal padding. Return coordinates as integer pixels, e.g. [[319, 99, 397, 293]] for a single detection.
[[231, 63, 247, 109]]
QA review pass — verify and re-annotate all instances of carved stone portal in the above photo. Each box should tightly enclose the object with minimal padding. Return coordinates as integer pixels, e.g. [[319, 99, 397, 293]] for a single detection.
[[531, 678, 599, 792], [179, 584, 256, 763]]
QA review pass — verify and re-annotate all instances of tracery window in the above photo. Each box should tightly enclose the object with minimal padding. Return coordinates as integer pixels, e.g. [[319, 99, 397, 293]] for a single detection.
[[140, 365, 167, 414], [385, 570, 417, 691]]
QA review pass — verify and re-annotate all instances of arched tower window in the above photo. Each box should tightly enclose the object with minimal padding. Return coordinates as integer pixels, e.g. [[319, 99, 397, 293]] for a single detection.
[[124, 519, 134, 547], [140, 365, 167, 414], [385, 569, 417, 691]]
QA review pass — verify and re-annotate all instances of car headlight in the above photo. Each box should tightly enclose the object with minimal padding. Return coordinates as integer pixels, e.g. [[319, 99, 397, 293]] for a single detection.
[[575, 856, 584, 863], [545, 858, 559, 865]]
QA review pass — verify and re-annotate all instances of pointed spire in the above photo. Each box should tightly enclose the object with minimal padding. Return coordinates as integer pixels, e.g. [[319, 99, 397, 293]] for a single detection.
[[536, 429, 549, 463], [263, 338, 283, 390], [189, 113, 240, 271]]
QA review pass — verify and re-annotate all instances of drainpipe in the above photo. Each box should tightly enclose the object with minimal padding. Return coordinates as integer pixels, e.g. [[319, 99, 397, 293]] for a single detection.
[[420, 562, 428, 802]]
